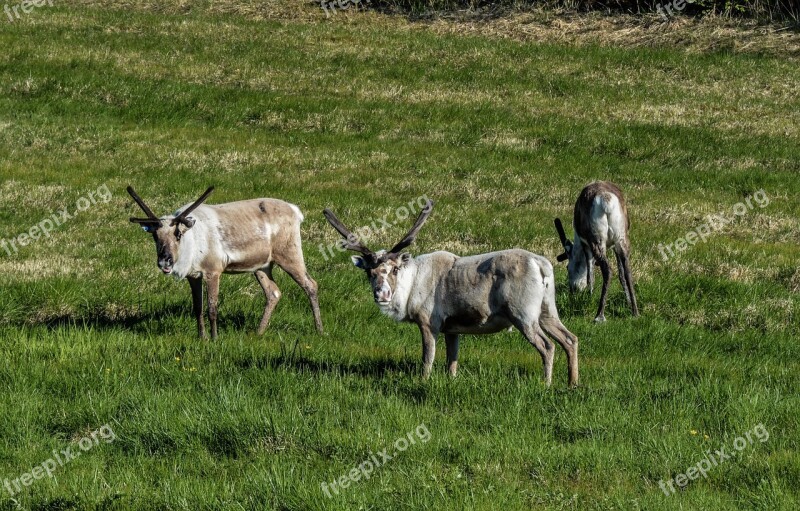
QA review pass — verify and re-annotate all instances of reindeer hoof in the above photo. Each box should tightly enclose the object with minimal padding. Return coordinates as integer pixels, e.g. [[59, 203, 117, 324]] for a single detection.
[[593, 315, 606, 323]]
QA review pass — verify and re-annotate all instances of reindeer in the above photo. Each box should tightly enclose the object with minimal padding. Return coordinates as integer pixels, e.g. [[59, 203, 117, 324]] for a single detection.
[[323, 200, 578, 387], [554, 181, 639, 323], [127, 186, 323, 339]]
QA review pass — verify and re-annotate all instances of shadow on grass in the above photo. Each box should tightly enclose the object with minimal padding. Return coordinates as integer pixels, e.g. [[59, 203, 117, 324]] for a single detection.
[[11, 303, 262, 336], [236, 349, 418, 380], [558, 284, 639, 321], [26, 304, 186, 330], [30, 497, 81, 511]]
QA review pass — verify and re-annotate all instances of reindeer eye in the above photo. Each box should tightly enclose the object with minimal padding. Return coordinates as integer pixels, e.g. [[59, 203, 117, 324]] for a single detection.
[[392, 267, 399, 275]]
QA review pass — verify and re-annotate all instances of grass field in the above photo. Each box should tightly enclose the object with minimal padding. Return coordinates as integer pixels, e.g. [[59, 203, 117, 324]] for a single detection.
[[0, 1, 798, 509]]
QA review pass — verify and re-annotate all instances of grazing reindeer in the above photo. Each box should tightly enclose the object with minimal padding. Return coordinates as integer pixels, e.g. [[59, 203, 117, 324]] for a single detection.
[[323, 200, 578, 387], [127, 186, 323, 339], [554, 181, 639, 323]]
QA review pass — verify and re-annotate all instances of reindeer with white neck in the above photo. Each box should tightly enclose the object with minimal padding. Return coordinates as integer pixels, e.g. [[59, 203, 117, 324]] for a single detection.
[[127, 186, 323, 339], [554, 181, 639, 323], [323, 200, 579, 387]]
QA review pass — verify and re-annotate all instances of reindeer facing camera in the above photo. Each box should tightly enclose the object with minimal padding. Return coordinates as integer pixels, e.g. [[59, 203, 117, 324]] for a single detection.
[[127, 186, 323, 339], [323, 200, 579, 387], [554, 181, 639, 322]]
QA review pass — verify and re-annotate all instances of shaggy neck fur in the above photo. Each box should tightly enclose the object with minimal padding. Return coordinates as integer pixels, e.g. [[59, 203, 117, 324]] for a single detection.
[[165, 221, 204, 280]]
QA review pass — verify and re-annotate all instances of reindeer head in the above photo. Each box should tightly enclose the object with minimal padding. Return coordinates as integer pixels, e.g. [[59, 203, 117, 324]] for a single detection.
[[554, 217, 589, 291], [127, 186, 214, 275], [323, 200, 434, 304]]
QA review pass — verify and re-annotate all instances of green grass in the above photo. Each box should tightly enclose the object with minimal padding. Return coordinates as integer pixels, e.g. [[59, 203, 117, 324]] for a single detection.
[[0, 1, 798, 509]]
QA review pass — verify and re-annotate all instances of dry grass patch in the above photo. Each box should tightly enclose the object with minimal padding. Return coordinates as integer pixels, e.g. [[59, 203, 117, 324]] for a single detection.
[[0, 254, 95, 282], [0, 181, 67, 211], [59, 1, 800, 60], [421, 10, 800, 59]]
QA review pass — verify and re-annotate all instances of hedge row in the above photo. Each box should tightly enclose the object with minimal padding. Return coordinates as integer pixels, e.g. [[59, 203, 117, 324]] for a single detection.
[[370, 0, 799, 22]]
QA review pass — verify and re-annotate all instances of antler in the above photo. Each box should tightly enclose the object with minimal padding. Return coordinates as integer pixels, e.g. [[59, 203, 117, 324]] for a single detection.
[[554, 218, 572, 262], [127, 186, 160, 222], [322, 208, 374, 256], [388, 199, 434, 255], [172, 187, 214, 227]]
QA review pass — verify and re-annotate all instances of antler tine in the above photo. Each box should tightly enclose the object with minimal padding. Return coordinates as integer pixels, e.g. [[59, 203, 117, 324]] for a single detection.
[[554, 218, 569, 248], [127, 186, 159, 220], [173, 187, 214, 226], [322, 208, 373, 255], [554, 218, 572, 262], [388, 199, 434, 255], [130, 217, 162, 224]]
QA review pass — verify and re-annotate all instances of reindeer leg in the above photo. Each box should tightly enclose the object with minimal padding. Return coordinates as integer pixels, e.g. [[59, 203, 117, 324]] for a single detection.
[[614, 250, 630, 304], [594, 248, 611, 323], [445, 334, 459, 377], [303, 273, 323, 334], [539, 273, 579, 387], [586, 249, 594, 294], [625, 264, 639, 317], [520, 323, 554, 386], [276, 255, 323, 334], [288, 269, 323, 334], [615, 247, 639, 317], [539, 316, 580, 387], [254, 266, 281, 335], [188, 276, 205, 339], [418, 323, 437, 380], [205, 272, 221, 340]]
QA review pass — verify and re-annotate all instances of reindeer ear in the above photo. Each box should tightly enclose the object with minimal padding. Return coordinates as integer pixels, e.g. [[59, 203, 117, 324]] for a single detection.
[[133, 221, 160, 233], [351, 255, 366, 269], [399, 253, 412, 265]]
